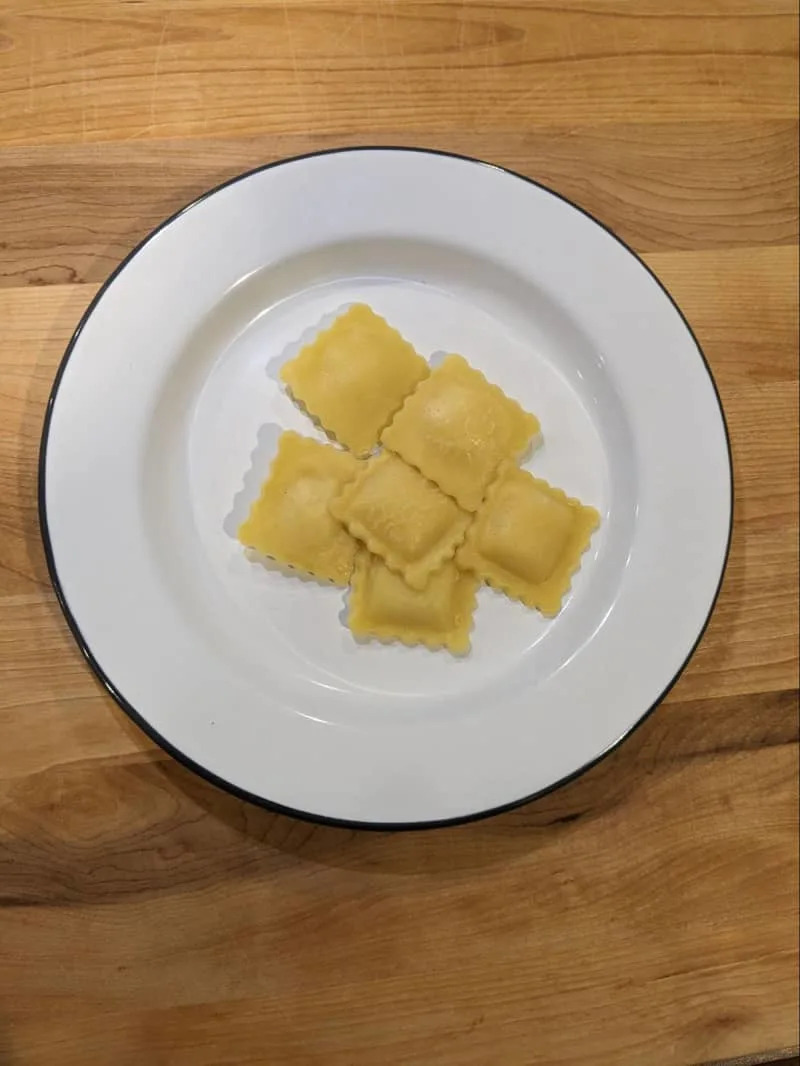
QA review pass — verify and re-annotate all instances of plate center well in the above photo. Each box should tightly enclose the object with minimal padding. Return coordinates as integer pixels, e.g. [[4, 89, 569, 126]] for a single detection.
[[143, 238, 636, 716]]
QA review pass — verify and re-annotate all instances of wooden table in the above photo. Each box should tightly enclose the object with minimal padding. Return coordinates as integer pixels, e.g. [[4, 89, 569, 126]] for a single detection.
[[1, 3, 798, 1064]]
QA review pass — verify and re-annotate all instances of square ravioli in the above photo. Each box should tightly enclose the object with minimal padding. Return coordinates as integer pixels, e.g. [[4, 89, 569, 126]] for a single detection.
[[381, 354, 540, 510], [347, 552, 477, 654], [280, 304, 429, 457], [238, 431, 361, 586], [457, 465, 600, 615], [330, 451, 472, 590]]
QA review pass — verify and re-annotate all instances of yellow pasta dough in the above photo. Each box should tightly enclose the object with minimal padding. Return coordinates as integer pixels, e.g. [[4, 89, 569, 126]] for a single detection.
[[381, 354, 540, 511], [236, 303, 601, 653], [347, 552, 477, 654], [280, 304, 429, 457], [330, 451, 472, 590], [238, 431, 361, 586], [457, 465, 600, 615]]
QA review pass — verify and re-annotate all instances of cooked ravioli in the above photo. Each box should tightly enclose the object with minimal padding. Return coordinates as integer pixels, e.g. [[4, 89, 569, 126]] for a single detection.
[[330, 451, 472, 590], [280, 304, 429, 457], [238, 431, 361, 586], [456, 465, 599, 615], [381, 354, 539, 511], [238, 305, 601, 653], [347, 552, 477, 654]]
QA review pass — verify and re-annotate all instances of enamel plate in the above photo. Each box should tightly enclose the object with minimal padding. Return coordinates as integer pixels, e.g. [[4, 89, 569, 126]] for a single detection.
[[40, 149, 732, 827]]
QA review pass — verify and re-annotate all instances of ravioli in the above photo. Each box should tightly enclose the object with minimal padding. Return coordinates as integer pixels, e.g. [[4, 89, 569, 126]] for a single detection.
[[456, 465, 600, 615], [347, 551, 477, 654], [238, 304, 602, 651], [381, 354, 539, 511], [280, 304, 429, 457], [330, 451, 472, 590], [238, 431, 361, 586]]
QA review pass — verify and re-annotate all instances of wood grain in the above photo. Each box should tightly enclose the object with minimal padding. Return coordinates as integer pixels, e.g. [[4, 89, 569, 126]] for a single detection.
[[0, 121, 798, 288], [0, 1, 798, 1064], [1, 1, 797, 147]]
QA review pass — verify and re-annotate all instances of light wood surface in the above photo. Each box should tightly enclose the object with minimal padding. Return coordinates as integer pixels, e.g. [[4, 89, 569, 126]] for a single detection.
[[0, 2, 798, 1064]]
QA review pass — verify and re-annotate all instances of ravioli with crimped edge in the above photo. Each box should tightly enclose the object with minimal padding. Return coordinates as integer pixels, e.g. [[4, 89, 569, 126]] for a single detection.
[[381, 353, 540, 511], [237, 431, 361, 586], [236, 305, 600, 655], [347, 551, 478, 655], [456, 464, 600, 615], [280, 304, 429, 457], [330, 451, 472, 590]]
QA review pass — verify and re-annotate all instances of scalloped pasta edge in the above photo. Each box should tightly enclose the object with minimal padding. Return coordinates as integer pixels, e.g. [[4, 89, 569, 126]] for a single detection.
[[383, 353, 540, 445], [334, 513, 472, 591], [329, 458, 474, 590], [456, 470, 600, 616], [280, 305, 429, 458], [237, 430, 360, 586], [380, 354, 541, 510], [346, 554, 478, 655], [281, 384, 369, 456]]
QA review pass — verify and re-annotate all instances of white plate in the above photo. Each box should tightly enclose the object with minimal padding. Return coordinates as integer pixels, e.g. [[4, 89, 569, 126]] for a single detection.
[[40, 148, 732, 827]]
